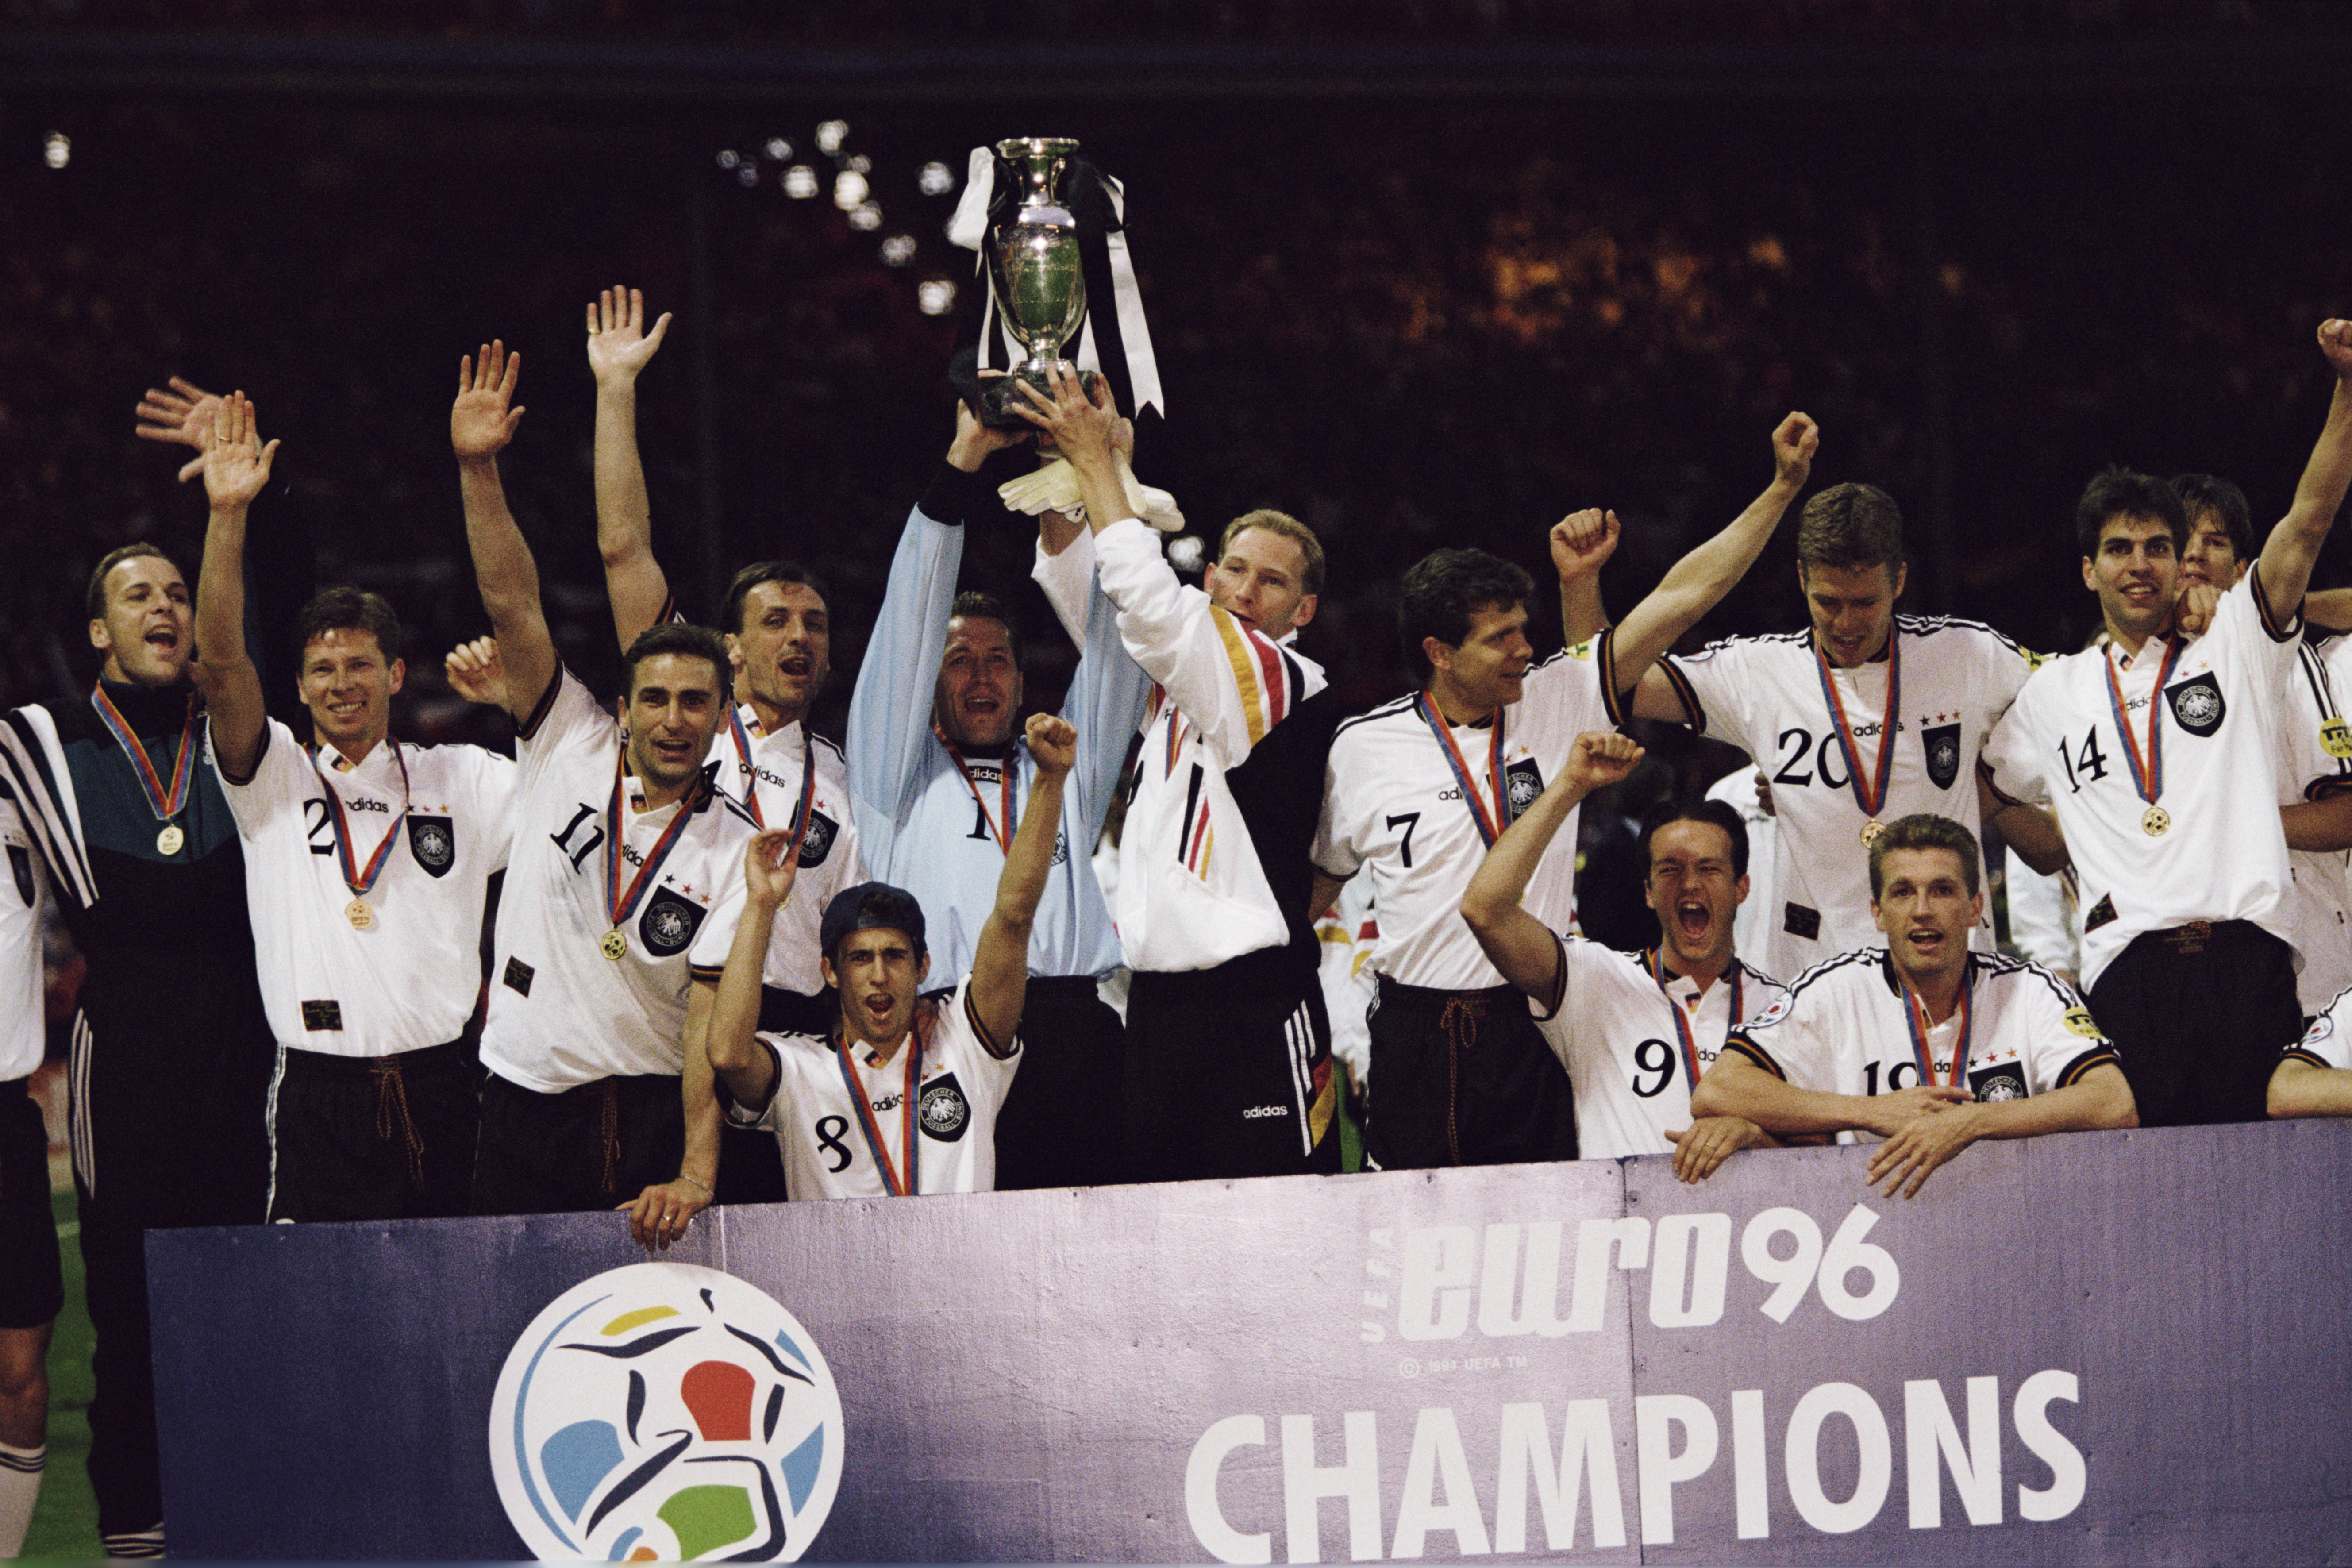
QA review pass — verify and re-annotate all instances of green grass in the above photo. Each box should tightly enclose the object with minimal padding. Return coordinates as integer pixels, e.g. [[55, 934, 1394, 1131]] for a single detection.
[[21, 1187, 97, 1560]]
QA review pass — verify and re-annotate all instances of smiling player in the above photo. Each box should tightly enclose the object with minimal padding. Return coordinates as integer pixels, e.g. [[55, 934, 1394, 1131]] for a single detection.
[[1461, 732, 1790, 1182], [447, 340, 758, 1246], [1690, 814, 2136, 1195]]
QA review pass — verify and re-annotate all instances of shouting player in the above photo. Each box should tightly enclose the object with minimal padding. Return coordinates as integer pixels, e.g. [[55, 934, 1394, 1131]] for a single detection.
[[1460, 731, 1790, 1182], [1316, 411, 1817, 1171], [1692, 814, 2136, 1194], [707, 712, 1073, 1197]]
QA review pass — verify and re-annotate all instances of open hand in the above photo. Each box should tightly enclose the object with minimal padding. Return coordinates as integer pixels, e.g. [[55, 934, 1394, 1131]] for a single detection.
[[1666, 1115, 1767, 1183], [452, 340, 525, 461], [134, 376, 226, 482], [202, 392, 279, 509], [586, 286, 672, 386]]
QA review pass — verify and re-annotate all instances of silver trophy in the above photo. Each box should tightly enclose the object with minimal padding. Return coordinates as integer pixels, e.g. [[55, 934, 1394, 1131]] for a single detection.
[[978, 137, 1095, 427]]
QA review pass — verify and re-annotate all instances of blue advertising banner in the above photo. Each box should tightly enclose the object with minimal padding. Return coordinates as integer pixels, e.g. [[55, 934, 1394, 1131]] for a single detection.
[[148, 1119, 2352, 1562]]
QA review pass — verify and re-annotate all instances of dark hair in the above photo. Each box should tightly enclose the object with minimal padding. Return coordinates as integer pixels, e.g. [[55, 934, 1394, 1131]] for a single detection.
[[293, 586, 402, 665], [1397, 547, 1535, 684], [820, 881, 928, 963], [619, 622, 732, 705], [1867, 813, 1981, 900], [1640, 798, 1750, 882], [2170, 472, 2253, 564], [1796, 484, 1905, 574], [949, 589, 1024, 668], [85, 542, 183, 620], [1219, 509, 1326, 598], [2075, 465, 2189, 559], [719, 560, 830, 638]]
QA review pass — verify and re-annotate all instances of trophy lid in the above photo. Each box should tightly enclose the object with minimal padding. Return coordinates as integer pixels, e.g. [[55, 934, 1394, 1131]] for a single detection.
[[994, 136, 1080, 161]]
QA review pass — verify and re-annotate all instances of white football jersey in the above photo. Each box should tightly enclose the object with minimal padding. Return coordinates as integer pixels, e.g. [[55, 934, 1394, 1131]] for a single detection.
[[215, 720, 514, 1058], [1725, 947, 2119, 1137], [728, 974, 1019, 1199], [1660, 616, 2031, 977], [480, 671, 757, 1093], [1, 793, 47, 1082], [1530, 935, 1786, 1160], [2289, 982, 2352, 1071], [2282, 638, 2352, 1014], [711, 707, 866, 997], [1982, 571, 2300, 991], [1315, 644, 1615, 989]]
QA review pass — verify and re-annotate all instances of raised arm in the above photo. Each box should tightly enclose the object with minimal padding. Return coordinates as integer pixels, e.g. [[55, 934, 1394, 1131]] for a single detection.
[[189, 393, 280, 778], [451, 342, 554, 726], [704, 830, 796, 1113], [2254, 320, 2352, 617], [1462, 731, 1643, 1001], [1610, 413, 1817, 699], [588, 286, 676, 650], [968, 713, 1073, 1047]]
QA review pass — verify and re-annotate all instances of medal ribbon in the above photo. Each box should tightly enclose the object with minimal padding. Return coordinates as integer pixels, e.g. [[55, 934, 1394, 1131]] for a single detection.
[[2102, 637, 2182, 811], [1415, 694, 1512, 849], [1902, 972, 1974, 1087], [89, 685, 198, 824], [934, 724, 1018, 853], [1811, 631, 1902, 822], [1650, 949, 1745, 1090], [604, 752, 704, 929], [314, 741, 412, 898], [733, 706, 820, 861], [835, 1029, 922, 1196]]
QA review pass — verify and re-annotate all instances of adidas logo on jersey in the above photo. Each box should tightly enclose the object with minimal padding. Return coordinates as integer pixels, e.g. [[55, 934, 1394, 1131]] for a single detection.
[[1240, 1104, 1288, 1119]]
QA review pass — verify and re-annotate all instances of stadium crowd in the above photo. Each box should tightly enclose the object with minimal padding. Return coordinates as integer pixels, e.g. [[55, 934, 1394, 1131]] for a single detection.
[[3, 290, 2352, 1558]]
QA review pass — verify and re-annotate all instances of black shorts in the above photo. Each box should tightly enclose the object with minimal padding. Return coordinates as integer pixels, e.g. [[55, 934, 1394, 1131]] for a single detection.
[[994, 975, 1127, 1191], [267, 1039, 479, 1223], [2089, 919, 2299, 1128], [1364, 975, 1579, 1169], [0, 1076, 64, 1329], [470, 1068, 687, 1217], [1124, 947, 1342, 1185]]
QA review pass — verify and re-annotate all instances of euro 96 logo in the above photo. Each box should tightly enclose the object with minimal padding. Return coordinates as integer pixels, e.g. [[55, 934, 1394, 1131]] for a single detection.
[[489, 1263, 844, 1561]]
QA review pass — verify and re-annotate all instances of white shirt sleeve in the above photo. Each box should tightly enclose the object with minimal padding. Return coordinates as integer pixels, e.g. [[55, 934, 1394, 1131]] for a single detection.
[[1659, 640, 1760, 752], [211, 716, 309, 838], [1092, 517, 1313, 764]]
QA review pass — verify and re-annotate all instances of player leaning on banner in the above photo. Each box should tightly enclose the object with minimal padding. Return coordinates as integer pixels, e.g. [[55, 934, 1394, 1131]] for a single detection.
[[1461, 731, 1791, 1183], [1314, 411, 1817, 1173], [1690, 814, 2136, 1196], [192, 393, 516, 1222], [706, 713, 1073, 1198], [1981, 320, 2352, 1127], [1015, 367, 1345, 1183], [1621, 478, 2064, 982], [449, 340, 758, 1246], [581, 285, 867, 1206]]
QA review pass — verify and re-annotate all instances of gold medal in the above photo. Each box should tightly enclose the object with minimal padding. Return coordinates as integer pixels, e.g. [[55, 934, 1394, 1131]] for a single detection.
[[601, 928, 630, 961], [345, 897, 375, 931], [2142, 805, 2171, 837], [155, 824, 184, 856], [1860, 819, 1885, 848]]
